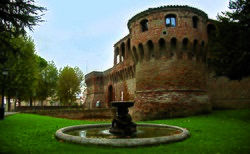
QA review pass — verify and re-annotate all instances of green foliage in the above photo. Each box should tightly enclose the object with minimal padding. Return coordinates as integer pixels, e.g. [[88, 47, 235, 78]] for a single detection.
[[209, 0, 250, 80], [0, 110, 250, 153], [0, 0, 46, 104], [0, 0, 46, 36], [0, 0, 46, 71], [57, 66, 83, 106], [35, 60, 58, 104], [2, 35, 39, 102]]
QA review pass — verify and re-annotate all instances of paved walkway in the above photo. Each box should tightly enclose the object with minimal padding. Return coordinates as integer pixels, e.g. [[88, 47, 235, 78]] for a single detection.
[[5, 112, 19, 116]]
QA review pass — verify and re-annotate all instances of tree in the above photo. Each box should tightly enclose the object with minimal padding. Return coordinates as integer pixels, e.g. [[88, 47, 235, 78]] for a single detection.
[[57, 66, 83, 106], [35, 59, 58, 106], [3, 35, 38, 109], [0, 0, 46, 66], [0, 0, 46, 110], [0, 0, 46, 36], [209, 0, 250, 80]]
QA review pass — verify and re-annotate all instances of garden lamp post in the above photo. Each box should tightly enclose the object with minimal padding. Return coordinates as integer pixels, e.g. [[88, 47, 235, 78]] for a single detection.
[[0, 68, 8, 120]]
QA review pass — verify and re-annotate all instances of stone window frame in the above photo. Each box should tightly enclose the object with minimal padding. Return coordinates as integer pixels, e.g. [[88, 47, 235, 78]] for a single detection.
[[140, 19, 149, 32], [165, 14, 177, 27]]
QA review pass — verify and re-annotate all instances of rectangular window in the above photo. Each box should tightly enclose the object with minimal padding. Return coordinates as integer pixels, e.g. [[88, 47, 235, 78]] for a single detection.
[[141, 19, 149, 32], [166, 16, 176, 27]]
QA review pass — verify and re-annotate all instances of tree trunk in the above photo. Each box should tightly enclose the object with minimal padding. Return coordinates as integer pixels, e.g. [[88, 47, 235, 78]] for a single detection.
[[30, 97, 33, 107]]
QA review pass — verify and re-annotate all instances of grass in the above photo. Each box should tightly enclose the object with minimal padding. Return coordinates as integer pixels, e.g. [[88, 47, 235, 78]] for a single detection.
[[0, 110, 250, 154]]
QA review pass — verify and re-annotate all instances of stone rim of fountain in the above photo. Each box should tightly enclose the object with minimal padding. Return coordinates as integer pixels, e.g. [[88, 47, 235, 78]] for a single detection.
[[55, 123, 190, 147]]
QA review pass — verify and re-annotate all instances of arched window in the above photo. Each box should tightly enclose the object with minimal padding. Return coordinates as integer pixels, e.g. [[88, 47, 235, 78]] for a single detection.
[[192, 16, 199, 29], [165, 14, 176, 27], [140, 19, 148, 32]]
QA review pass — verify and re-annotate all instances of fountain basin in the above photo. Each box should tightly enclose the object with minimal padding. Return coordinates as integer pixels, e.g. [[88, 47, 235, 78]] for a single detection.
[[55, 123, 190, 147]]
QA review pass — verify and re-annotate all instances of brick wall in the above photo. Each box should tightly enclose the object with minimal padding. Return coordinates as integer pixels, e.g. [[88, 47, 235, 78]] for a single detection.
[[31, 109, 116, 120], [131, 59, 211, 120], [208, 75, 250, 109]]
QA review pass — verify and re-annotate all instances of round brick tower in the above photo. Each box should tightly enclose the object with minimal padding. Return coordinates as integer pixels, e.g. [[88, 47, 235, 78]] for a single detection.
[[127, 6, 212, 120]]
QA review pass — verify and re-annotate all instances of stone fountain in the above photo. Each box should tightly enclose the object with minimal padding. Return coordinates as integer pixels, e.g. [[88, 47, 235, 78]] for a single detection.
[[109, 101, 137, 135], [55, 101, 190, 147]]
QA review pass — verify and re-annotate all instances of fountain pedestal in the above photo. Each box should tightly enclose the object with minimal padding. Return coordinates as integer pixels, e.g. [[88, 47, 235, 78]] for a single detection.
[[109, 101, 137, 135]]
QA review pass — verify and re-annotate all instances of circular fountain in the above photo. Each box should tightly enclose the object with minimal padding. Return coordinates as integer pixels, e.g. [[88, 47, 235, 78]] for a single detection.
[[55, 101, 190, 147]]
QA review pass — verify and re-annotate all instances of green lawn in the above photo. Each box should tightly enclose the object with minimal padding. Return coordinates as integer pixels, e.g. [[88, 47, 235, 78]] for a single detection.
[[0, 110, 250, 154]]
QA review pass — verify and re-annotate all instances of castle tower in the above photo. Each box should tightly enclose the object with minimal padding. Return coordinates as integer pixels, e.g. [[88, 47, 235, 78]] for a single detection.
[[85, 72, 105, 109], [127, 6, 212, 120]]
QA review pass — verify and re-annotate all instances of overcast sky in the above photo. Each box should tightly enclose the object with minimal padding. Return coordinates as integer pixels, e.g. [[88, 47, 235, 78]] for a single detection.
[[29, 0, 230, 75]]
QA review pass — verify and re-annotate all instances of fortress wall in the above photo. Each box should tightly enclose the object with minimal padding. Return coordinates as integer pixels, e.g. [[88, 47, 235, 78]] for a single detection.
[[131, 59, 211, 120], [85, 93, 105, 109], [101, 64, 136, 108], [115, 78, 136, 102], [208, 76, 250, 109], [136, 59, 206, 91]]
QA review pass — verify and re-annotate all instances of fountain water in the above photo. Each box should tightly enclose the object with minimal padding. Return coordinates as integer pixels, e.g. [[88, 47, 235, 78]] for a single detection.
[[55, 101, 190, 147]]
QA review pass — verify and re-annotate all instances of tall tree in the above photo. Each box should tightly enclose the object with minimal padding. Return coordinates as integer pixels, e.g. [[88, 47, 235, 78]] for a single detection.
[[35, 60, 58, 106], [4, 35, 38, 108], [209, 0, 250, 80], [57, 66, 83, 106]]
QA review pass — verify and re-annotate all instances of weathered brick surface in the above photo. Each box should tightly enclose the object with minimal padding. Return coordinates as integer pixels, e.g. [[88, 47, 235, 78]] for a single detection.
[[131, 91, 211, 121], [208, 75, 250, 109], [136, 59, 206, 91]]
